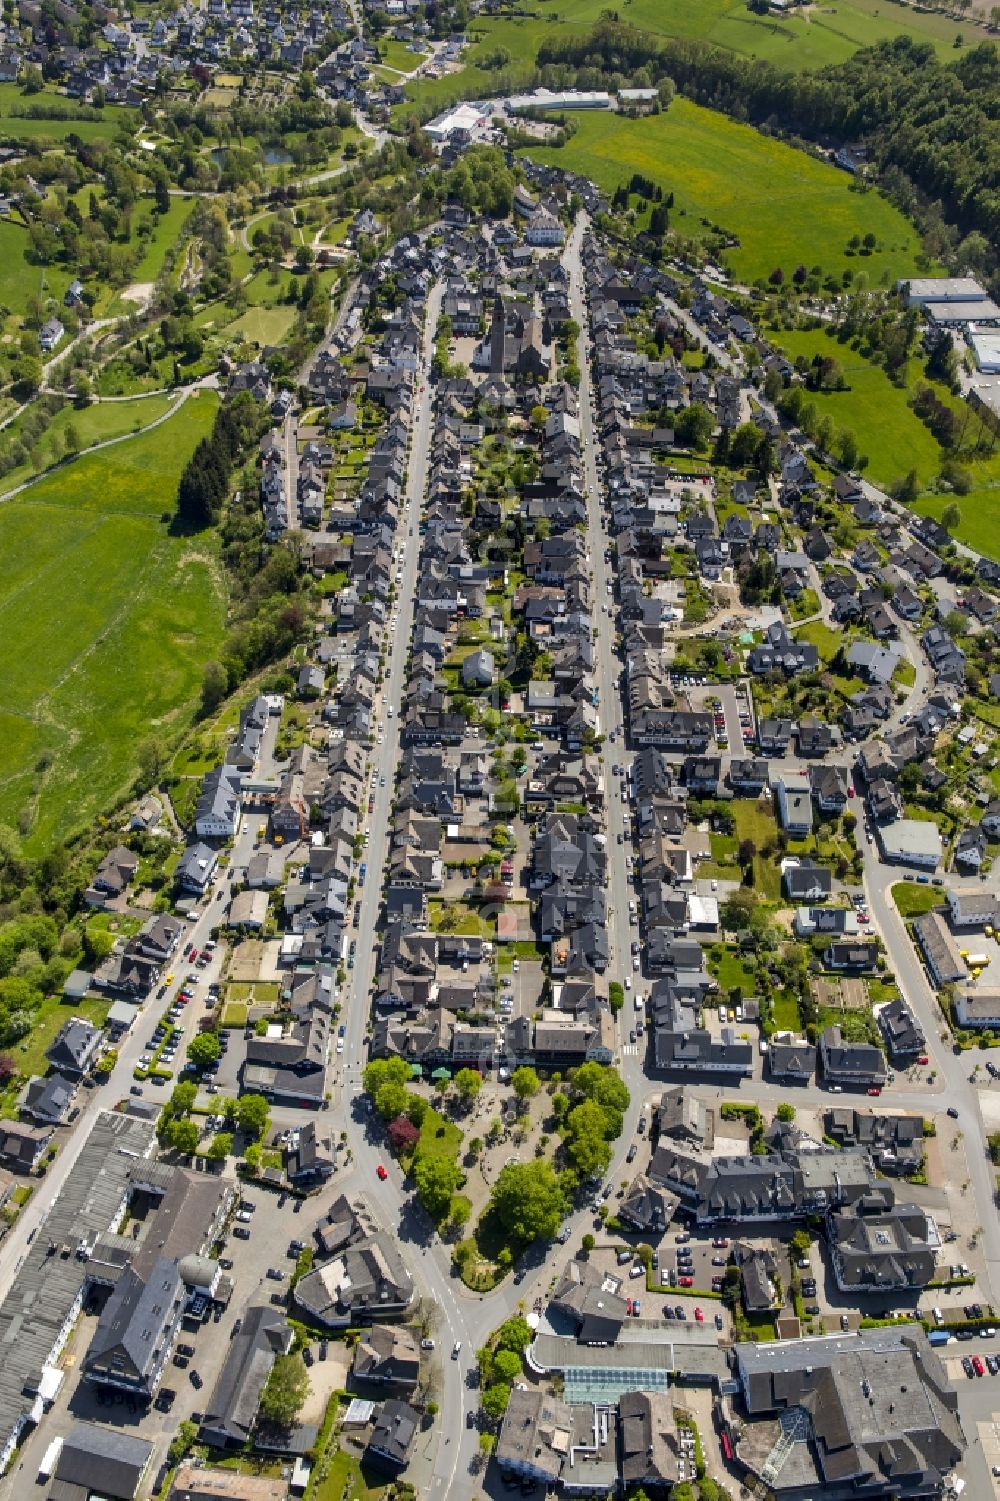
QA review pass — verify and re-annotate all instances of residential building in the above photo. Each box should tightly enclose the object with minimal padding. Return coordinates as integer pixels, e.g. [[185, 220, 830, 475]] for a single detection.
[[819, 1025, 886, 1089], [876, 819, 942, 869], [827, 1200, 936, 1292], [955, 989, 1000, 1029], [293, 1228, 413, 1327], [767, 1040, 816, 1083], [947, 889, 999, 929], [45, 1016, 103, 1076], [55, 1424, 153, 1501], [366, 1399, 419, 1474], [782, 860, 833, 902], [775, 769, 813, 834], [878, 996, 925, 1061], [83, 1257, 185, 1399], [496, 1387, 575, 1488], [352, 1325, 420, 1389]]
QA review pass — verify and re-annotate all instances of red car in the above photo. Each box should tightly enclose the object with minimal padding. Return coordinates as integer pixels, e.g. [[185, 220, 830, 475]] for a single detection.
[[918, 1054, 929, 1065], [712, 1237, 729, 1248], [694, 1307, 704, 1322], [867, 1087, 882, 1097], [973, 1355, 985, 1377], [678, 1275, 694, 1288], [376, 1164, 388, 1181], [626, 1298, 633, 1314]]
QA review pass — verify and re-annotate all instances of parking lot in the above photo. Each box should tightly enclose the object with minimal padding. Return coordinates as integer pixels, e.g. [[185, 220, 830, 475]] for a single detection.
[[684, 680, 753, 753]]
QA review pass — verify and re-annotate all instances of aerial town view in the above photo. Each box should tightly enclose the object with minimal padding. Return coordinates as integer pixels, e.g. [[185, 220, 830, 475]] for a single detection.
[[0, 0, 999, 1498]]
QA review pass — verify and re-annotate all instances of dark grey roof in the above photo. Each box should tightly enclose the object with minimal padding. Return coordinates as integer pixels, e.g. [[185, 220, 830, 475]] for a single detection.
[[199, 1305, 292, 1447], [56, 1422, 153, 1499]]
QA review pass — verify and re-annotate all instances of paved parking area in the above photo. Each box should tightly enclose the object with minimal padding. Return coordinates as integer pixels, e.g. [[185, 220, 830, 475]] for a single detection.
[[684, 680, 751, 752]]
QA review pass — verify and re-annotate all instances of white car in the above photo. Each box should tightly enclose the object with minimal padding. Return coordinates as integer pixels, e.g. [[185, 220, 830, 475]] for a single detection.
[[452, 1342, 462, 1359]]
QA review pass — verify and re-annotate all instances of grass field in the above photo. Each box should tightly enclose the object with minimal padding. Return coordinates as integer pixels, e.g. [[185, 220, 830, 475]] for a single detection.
[[377, 38, 427, 72], [769, 326, 1000, 559], [0, 220, 74, 321], [0, 394, 225, 851], [525, 101, 926, 284], [891, 882, 941, 918], [395, 0, 988, 119], [131, 197, 195, 284], [0, 394, 176, 496], [228, 304, 298, 344]]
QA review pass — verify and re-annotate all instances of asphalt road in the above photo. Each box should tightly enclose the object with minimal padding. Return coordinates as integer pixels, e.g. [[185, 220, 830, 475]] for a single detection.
[[326, 280, 484, 1497]]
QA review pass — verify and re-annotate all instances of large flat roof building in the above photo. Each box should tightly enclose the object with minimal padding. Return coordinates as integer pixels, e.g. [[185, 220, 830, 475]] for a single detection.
[[876, 818, 942, 869], [902, 276, 987, 305], [732, 1327, 964, 1496]]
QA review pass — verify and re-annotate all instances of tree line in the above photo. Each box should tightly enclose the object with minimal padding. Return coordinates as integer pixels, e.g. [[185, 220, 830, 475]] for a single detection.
[[176, 391, 260, 528]]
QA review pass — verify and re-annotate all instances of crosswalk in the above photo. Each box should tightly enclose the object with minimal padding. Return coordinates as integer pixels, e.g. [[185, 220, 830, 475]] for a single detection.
[[621, 1043, 641, 1057]]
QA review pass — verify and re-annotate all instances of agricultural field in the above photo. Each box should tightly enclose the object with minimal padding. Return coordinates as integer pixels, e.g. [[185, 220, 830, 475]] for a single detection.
[[525, 100, 926, 284], [0, 394, 225, 852], [770, 326, 1000, 558]]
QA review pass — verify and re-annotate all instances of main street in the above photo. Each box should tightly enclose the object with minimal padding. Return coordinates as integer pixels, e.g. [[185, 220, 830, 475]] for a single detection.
[[324, 280, 487, 1497], [564, 217, 645, 1126]]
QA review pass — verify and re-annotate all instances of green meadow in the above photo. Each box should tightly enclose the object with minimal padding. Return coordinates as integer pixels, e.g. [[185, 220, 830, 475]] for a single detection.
[[769, 326, 1000, 559], [0, 395, 226, 850], [396, 0, 989, 118], [526, 100, 925, 284]]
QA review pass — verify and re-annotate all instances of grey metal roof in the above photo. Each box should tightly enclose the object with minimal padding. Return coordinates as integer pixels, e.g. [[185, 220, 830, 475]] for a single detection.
[[0, 1112, 157, 1461]]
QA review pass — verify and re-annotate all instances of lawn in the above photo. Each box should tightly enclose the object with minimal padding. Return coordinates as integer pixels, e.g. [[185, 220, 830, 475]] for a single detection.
[[3, 994, 111, 1114], [769, 325, 1000, 559], [709, 799, 781, 897], [0, 100, 127, 140], [310, 1449, 386, 1501], [891, 882, 940, 918], [428, 900, 494, 937], [0, 395, 225, 852], [525, 100, 926, 285], [793, 618, 846, 665], [377, 37, 427, 72], [228, 304, 298, 345], [771, 991, 803, 1031], [410, 1106, 463, 1183], [708, 945, 757, 995]]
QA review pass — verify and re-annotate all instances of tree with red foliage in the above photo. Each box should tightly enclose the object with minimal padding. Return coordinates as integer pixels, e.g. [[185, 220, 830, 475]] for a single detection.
[[388, 1113, 420, 1155], [0, 1054, 16, 1086]]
